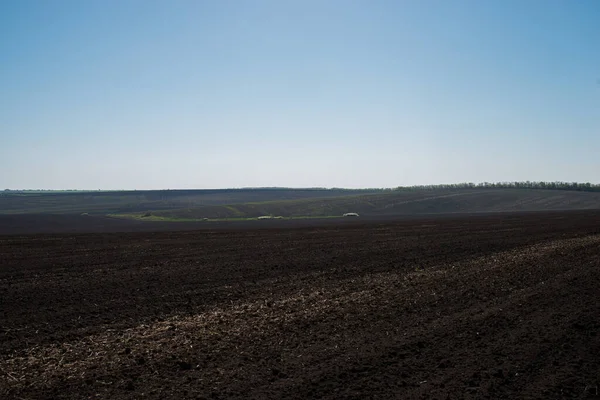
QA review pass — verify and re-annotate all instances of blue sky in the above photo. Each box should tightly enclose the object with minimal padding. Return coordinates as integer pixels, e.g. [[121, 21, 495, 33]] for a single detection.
[[1, 0, 599, 189]]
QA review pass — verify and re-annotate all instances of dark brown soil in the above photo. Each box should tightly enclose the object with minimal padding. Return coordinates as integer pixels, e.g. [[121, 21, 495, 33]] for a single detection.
[[1, 211, 600, 399]]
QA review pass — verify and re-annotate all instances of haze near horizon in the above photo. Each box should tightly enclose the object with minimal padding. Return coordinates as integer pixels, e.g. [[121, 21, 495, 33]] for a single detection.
[[1, 0, 599, 190]]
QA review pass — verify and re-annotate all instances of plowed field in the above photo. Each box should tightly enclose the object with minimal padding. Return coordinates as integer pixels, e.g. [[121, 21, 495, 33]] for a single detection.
[[1, 211, 600, 399]]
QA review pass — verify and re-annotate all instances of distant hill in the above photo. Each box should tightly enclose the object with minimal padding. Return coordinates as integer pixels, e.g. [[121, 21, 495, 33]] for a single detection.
[[0, 188, 384, 215], [127, 188, 600, 220], [3, 185, 600, 219]]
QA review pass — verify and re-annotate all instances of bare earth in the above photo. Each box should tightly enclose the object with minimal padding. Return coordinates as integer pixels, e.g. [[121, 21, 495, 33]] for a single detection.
[[1, 211, 600, 399]]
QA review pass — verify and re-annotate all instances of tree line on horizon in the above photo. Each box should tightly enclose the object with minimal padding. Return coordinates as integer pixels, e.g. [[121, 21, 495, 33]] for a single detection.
[[3, 181, 600, 194], [395, 181, 600, 192]]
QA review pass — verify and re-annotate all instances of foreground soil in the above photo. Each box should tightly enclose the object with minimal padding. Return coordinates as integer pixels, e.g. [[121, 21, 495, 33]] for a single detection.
[[1, 211, 600, 399]]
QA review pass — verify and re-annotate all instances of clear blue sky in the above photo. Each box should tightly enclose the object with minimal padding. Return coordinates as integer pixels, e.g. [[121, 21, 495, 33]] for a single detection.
[[1, 0, 599, 189]]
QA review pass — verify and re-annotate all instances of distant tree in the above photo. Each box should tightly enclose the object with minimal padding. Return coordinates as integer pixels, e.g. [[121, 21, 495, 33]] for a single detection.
[[393, 181, 600, 193]]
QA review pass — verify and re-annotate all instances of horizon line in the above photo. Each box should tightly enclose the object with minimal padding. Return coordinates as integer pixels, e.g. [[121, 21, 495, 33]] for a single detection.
[[3, 181, 600, 192]]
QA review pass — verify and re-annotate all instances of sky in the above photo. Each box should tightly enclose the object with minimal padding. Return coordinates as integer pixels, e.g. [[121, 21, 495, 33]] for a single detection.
[[1, 0, 599, 190]]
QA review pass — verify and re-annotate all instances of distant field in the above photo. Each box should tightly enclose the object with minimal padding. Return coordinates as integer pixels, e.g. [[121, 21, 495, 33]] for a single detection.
[[3, 187, 600, 220], [0, 188, 383, 215], [107, 213, 343, 223], [115, 188, 600, 220]]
